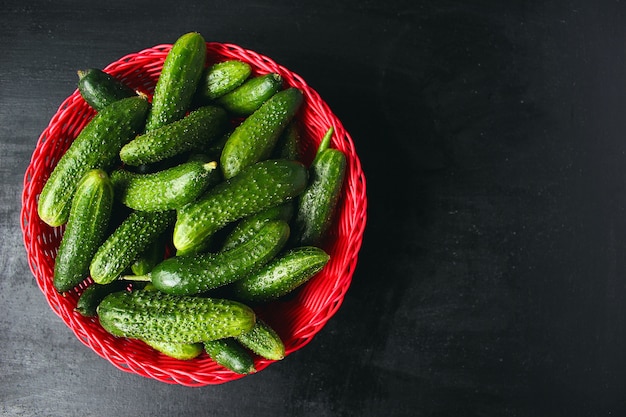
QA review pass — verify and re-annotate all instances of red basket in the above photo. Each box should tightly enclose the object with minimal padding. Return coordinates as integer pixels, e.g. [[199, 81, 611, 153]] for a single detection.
[[20, 42, 367, 386]]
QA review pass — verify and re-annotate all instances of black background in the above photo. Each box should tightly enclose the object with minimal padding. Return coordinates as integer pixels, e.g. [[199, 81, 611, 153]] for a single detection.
[[2, 1, 626, 416]]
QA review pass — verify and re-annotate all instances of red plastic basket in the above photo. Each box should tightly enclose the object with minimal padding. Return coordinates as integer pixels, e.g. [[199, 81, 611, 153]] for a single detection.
[[21, 42, 367, 386]]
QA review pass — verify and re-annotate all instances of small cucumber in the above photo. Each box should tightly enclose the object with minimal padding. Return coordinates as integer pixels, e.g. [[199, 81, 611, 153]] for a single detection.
[[38, 96, 149, 227], [220, 88, 304, 179], [291, 127, 347, 246], [53, 169, 114, 293], [131, 233, 168, 276], [120, 105, 228, 166], [217, 73, 283, 116], [144, 339, 204, 360], [90, 210, 175, 284], [221, 202, 294, 251], [272, 122, 302, 161], [145, 32, 206, 132], [151, 220, 290, 295], [173, 159, 307, 255], [97, 290, 256, 343], [233, 246, 330, 302], [235, 319, 285, 361], [77, 68, 137, 111], [75, 280, 129, 317], [204, 339, 256, 374], [195, 60, 252, 102], [110, 160, 219, 212]]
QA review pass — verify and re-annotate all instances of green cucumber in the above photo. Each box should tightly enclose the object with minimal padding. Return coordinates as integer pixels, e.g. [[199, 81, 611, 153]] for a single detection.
[[217, 73, 283, 116], [233, 246, 330, 302], [77, 68, 137, 111], [144, 32, 206, 132], [97, 290, 256, 343], [75, 280, 130, 317], [110, 160, 220, 212], [90, 210, 175, 284], [131, 233, 168, 276], [235, 319, 285, 361], [221, 202, 294, 251], [195, 59, 252, 102], [174, 159, 308, 255], [120, 105, 228, 166], [38, 96, 149, 227], [204, 339, 256, 374], [151, 220, 290, 295], [53, 169, 114, 293], [272, 122, 302, 161], [144, 339, 204, 360], [291, 127, 346, 246], [220, 88, 304, 179]]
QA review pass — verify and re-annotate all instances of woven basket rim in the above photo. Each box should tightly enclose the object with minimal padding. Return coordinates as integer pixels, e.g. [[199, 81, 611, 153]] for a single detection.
[[20, 41, 367, 386]]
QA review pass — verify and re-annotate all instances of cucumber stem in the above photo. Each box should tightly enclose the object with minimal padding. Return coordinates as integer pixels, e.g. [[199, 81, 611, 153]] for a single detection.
[[203, 161, 218, 171], [120, 273, 152, 282], [316, 127, 334, 155]]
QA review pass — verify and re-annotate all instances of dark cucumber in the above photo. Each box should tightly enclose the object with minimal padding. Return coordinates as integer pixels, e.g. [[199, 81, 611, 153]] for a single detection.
[[37, 96, 150, 227], [120, 105, 228, 166], [221, 202, 294, 251], [90, 210, 175, 284], [291, 127, 347, 246], [220, 88, 304, 179], [75, 280, 129, 317], [144, 32, 206, 132], [53, 169, 114, 293], [204, 339, 256, 374], [218, 73, 283, 116], [195, 60, 252, 102], [150, 220, 290, 295], [272, 122, 302, 161], [235, 319, 285, 361], [97, 290, 257, 343], [77, 68, 137, 111], [173, 159, 308, 255], [110, 160, 220, 212], [131, 233, 168, 276], [232, 246, 330, 302]]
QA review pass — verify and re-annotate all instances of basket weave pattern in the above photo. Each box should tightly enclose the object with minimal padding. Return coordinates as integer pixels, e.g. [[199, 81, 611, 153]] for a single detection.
[[21, 42, 367, 386]]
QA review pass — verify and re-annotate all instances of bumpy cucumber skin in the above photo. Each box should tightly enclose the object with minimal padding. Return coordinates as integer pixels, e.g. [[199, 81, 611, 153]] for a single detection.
[[131, 234, 167, 276], [38, 96, 149, 227], [110, 160, 219, 212], [97, 291, 256, 343], [144, 32, 206, 132], [292, 147, 346, 247], [272, 122, 302, 161], [196, 60, 252, 101], [218, 73, 283, 116], [53, 169, 114, 293], [151, 220, 290, 295], [221, 202, 294, 251], [235, 319, 285, 361], [220, 88, 304, 179], [120, 105, 228, 166], [173, 159, 307, 255], [77, 68, 137, 111], [90, 210, 175, 284], [144, 339, 204, 360], [75, 280, 129, 317], [204, 339, 256, 374], [233, 246, 330, 302]]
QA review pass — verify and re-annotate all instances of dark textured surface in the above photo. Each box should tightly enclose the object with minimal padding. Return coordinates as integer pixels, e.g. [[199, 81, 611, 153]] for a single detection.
[[2, 1, 626, 416]]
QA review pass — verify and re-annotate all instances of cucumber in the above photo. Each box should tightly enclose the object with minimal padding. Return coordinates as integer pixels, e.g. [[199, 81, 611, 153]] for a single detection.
[[195, 59, 252, 102], [217, 73, 283, 116], [110, 160, 220, 212], [272, 122, 301, 161], [90, 210, 175, 284], [144, 339, 204, 360], [221, 202, 294, 251], [150, 220, 290, 295], [120, 105, 228, 166], [204, 339, 256, 374], [131, 233, 168, 276], [291, 127, 347, 246], [235, 319, 285, 361], [53, 169, 114, 293], [75, 280, 130, 317], [38, 96, 149, 227], [232, 246, 330, 302], [77, 68, 137, 111], [144, 32, 206, 132], [220, 88, 304, 179], [173, 159, 308, 255], [97, 290, 256, 343]]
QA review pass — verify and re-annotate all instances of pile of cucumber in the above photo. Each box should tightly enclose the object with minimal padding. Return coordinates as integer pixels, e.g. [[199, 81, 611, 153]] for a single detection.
[[37, 32, 347, 374]]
